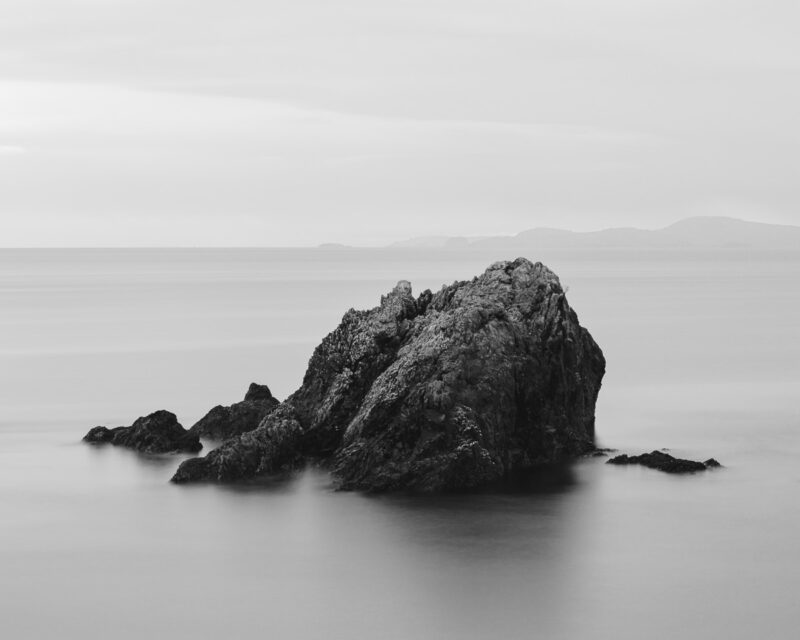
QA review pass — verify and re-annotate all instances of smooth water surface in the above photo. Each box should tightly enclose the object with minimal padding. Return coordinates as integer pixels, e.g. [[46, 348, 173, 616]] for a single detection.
[[1, 248, 798, 639]]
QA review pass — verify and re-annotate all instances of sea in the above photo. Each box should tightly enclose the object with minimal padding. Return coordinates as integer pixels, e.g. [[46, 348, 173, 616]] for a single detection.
[[1, 247, 798, 639]]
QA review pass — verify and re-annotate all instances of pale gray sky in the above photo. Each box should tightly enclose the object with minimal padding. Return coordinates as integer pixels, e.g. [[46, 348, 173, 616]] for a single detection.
[[0, 0, 798, 246]]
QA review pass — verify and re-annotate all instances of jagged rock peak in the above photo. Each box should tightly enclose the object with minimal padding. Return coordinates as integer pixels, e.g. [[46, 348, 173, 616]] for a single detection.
[[243, 382, 274, 403], [378, 279, 418, 321]]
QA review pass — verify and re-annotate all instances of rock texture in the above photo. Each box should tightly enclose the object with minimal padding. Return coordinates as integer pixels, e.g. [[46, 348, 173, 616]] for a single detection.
[[83, 410, 202, 454], [607, 451, 721, 473], [189, 383, 280, 440], [172, 258, 605, 491]]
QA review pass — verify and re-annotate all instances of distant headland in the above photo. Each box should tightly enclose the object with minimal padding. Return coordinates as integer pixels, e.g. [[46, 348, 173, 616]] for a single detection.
[[316, 217, 800, 251]]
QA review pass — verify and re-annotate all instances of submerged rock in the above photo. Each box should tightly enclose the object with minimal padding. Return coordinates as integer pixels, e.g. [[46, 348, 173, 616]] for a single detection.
[[607, 451, 721, 473], [172, 258, 605, 491], [189, 383, 280, 440], [83, 410, 201, 454]]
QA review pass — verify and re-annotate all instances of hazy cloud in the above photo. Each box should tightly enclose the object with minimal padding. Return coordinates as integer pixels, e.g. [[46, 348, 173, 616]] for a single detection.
[[0, 1, 797, 245]]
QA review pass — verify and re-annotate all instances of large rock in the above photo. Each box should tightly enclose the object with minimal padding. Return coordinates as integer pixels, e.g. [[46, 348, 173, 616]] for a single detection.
[[172, 258, 606, 491], [189, 383, 280, 440], [83, 410, 201, 454]]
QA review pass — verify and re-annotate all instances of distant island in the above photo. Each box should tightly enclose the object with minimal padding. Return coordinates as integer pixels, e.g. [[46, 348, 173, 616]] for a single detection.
[[384, 217, 800, 251]]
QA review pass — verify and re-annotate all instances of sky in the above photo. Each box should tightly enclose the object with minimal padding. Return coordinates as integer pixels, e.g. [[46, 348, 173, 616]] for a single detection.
[[0, 0, 798, 246]]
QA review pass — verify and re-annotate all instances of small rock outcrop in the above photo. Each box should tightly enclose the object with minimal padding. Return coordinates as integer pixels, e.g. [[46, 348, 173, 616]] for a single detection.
[[83, 410, 202, 454], [607, 451, 721, 473], [189, 383, 280, 440], [172, 258, 606, 491]]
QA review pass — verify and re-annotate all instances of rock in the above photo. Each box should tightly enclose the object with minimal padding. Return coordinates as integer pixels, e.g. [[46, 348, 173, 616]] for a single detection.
[[606, 450, 721, 473], [189, 383, 280, 440], [585, 448, 617, 458], [83, 426, 117, 444], [243, 382, 275, 404], [172, 405, 305, 483], [83, 410, 201, 454], [172, 258, 606, 491]]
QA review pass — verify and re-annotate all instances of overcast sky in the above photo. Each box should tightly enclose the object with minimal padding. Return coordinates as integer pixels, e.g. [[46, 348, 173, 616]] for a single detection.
[[1, 0, 798, 246]]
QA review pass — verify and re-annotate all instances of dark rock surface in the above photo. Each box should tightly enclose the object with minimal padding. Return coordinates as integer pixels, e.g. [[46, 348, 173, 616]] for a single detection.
[[172, 258, 605, 491], [189, 383, 280, 440], [83, 410, 202, 454], [607, 451, 721, 473], [172, 405, 305, 483]]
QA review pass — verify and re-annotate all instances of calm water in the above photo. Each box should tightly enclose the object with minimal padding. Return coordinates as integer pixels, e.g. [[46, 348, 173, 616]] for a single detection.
[[1, 248, 799, 639]]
